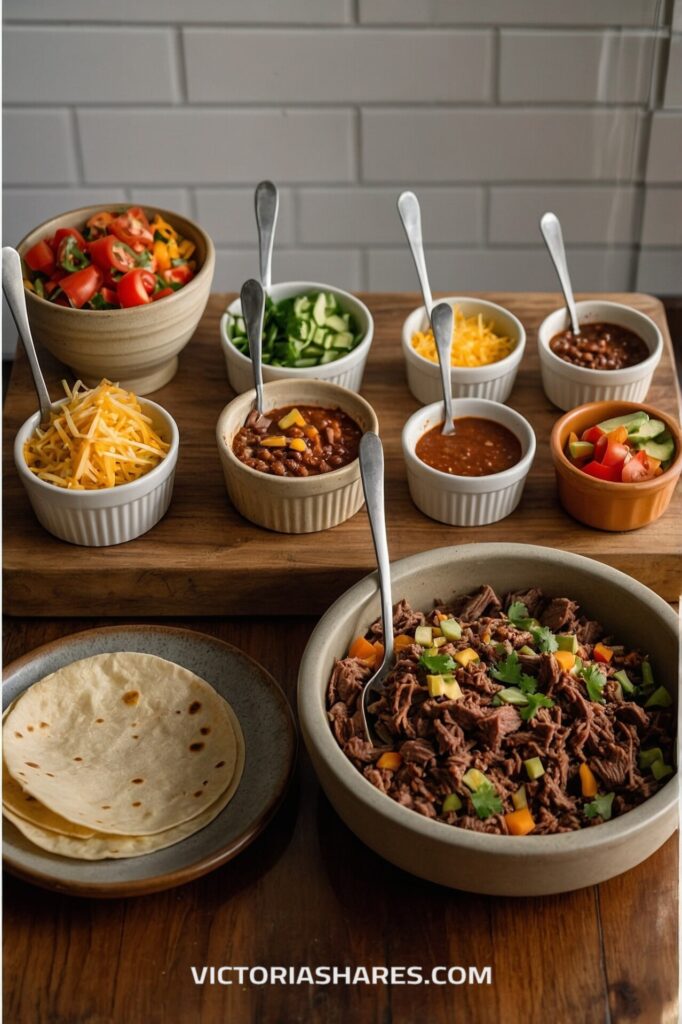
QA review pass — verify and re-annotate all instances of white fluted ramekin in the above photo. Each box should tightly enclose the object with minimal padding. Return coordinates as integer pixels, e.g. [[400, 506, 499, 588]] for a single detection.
[[537, 300, 663, 412], [220, 282, 374, 394], [402, 297, 526, 405], [14, 399, 179, 546], [216, 379, 379, 534], [402, 397, 536, 526]]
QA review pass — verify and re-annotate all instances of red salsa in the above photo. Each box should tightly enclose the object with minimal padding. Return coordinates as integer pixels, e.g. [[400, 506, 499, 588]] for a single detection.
[[549, 322, 649, 370], [416, 416, 522, 476], [232, 404, 362, 478]]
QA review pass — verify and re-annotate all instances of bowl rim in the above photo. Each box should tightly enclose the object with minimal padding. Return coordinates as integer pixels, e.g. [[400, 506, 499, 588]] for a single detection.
[[220, 280, 374, 375], [14, 394, 180, 500], [297, 541, 679, 854], [216, 377, 379, 489], [537, 300, 664, 383], [401, 296, 527, 376], [550, 399, 682, 494], [17, 203, 215, 316], [402, 397, 536, 488]]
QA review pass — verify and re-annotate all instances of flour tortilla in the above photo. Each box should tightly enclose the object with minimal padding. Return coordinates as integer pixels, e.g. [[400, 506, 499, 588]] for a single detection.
[[2, 711, 245, 860], [3, 756, 97, 838], [3, 653, 240, 836]]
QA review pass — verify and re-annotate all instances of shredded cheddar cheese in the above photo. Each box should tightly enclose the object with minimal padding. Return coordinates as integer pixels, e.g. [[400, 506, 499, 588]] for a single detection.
[[24, 379, 169, 490], [411, 305, 513, 368]]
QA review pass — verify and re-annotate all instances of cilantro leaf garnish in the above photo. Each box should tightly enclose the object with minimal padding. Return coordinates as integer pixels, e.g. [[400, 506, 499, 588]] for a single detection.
[[518, 672, 538, 695], [584, 792, 615, 821], [419, 652, 456, 675], [530, 626, 558, 654], [470, 781, 503, 820], [580, 663, 607, 704], [519, 692, 555, 721], [506, 601, 530, 626], [490, 650, 522, 685]]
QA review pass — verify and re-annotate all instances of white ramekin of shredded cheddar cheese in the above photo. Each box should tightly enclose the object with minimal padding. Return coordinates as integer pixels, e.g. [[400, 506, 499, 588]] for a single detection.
[[401, 297, 526, 405], [14, 381, 179, 546]]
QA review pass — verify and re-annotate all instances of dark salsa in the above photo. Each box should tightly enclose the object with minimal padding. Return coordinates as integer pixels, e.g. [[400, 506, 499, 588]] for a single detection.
[[232, 404, 362, 477], [549, 322, 649, 370], [416, 416, 522, 476]]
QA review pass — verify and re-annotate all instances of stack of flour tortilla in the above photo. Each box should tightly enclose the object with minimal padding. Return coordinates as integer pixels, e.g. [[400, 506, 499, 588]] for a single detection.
[[2, 652, 245, 860]]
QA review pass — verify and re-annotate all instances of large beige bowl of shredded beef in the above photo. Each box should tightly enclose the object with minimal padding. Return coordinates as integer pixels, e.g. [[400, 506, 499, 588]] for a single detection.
[[297, 543, 678, 895]]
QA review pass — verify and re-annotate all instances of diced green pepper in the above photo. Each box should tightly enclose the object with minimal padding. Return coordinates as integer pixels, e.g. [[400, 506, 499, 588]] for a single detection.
[[641, 660, 655, 688], [613, 669, 636, 695], [651, 760, 674, 781], [644, 686, 672, 708], [556, 634, 579, 654], [518, 645, 535, 656], [512, 785, 527, 810], [524, 757, 545, 781], [639, 747, 664, 769]]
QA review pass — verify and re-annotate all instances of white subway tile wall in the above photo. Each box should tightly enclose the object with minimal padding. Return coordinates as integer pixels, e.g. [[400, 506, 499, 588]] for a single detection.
[[2, 3, 680, 356]]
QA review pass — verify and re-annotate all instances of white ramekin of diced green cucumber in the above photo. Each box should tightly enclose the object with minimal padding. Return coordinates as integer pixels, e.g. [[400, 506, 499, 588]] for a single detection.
[[220, 282, 374, 394]]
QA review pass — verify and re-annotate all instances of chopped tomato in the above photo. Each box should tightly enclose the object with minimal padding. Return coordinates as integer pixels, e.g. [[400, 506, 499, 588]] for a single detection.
[[89, 235, 137, 274], [621, 450, 657, 483], [594, 434, 608, 462], [60, 265, 102, 309], [24, 240, 55, 276], [162, 264, 194, 286], [117, 268, 156, 308], [581, 426, 604, 445], [582, 460, 622, 483], [109, 207, 153, 252], [53, 226, 87, 251], [86, 211, 114, 239], [601, 440, 630, 468], [100, 287, 119, 306], [152, 287, 175, 301]]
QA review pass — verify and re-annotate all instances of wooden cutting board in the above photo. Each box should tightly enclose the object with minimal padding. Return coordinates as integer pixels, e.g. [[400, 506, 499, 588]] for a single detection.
[[4, 292, 681, 616]]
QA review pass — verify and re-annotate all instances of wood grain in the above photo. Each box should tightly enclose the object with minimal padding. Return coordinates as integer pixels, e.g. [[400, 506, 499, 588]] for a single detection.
[[2, 616, 678, 1024], [4, 292, 682, 617]]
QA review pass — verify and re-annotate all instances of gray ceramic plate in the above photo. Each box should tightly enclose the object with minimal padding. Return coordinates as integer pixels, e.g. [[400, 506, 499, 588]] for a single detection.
[[3, 626, 297, 898]]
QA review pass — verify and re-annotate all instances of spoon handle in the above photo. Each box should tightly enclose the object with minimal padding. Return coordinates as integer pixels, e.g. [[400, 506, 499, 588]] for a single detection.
[[359, 432, 394, 660], [397, 191, 433, 314], [540, 212, 581, 336], [432, 301, 455, 429], [255, 181, 278, 291], [241, 278, 265, 415], [2, 246, 52, 423]]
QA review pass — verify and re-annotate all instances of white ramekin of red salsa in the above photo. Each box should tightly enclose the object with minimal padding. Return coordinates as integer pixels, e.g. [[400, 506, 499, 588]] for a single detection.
[[402, 398, 536, 526], [550, 400, 682, 531], [537, 300, 662, 412]]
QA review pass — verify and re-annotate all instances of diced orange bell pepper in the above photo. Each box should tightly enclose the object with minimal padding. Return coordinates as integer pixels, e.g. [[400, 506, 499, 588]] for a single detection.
[[153, 239, 171, 271], [349, 636, 376, 664], [394, 634, 414, 652], [593, 642, 613, 664], [504, 807, 535, 836], [608, 425, 629, 444], [372, 641, 385, 665], [554, 650, 576, 672], [377, 752, 402, 771], [579, 762, 598, 798], [568, 430, 579, 445]]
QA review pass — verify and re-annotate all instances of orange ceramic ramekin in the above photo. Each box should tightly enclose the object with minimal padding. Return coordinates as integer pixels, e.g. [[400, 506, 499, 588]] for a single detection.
[[550, 400, 682, 531]]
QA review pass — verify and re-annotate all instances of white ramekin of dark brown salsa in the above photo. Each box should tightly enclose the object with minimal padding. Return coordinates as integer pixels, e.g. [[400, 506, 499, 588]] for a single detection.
[[538, 300, 662, 412], [402, 398, 536, 526], [216, 379, 379, 533]]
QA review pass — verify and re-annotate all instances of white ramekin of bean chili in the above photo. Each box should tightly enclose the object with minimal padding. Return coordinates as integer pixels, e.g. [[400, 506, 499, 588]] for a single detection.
[[216, 379, 379, 533], [401, 397, 536, 527], [537, 300, 663, 412]]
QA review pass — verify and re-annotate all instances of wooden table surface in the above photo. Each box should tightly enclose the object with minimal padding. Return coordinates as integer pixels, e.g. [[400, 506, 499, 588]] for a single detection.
[[3, 292, 679, 1023], [4, 292, 682, 615]]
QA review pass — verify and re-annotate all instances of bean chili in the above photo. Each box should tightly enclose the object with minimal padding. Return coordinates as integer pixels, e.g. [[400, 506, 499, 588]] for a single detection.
[[549, 322, 649, 370], [232, 404, 362, 478]]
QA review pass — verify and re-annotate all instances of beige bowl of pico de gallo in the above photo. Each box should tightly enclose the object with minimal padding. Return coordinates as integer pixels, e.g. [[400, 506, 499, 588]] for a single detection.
[[401, 297, 526, 406]]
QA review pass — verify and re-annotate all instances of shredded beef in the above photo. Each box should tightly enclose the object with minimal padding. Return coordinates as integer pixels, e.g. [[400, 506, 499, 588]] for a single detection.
[[327, 586, 675, 837]]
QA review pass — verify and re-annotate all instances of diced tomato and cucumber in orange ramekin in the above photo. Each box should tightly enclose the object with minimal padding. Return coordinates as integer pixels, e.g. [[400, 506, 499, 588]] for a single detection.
[[565, 411, 676, 484], [22, 207, 196, 310]]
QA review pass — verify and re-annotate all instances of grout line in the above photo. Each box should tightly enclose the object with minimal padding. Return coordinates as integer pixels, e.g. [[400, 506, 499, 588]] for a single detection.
[[174, 25, 188, 104], [3, 19, 669, 30], [354, 107, 363, 184], [68, 107, 86, 185], [1, 99, 660, 110]]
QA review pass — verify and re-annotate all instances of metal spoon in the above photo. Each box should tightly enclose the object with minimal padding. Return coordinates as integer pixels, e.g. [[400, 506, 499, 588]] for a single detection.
[[540, 212, 581, 337], [397, 190, 434, 314], [432, 301, 456, 436], [2, 246, 54, 427], [255, 180, 278, 291], [241, 278, 265, 415], [358, 431, 395, 746]]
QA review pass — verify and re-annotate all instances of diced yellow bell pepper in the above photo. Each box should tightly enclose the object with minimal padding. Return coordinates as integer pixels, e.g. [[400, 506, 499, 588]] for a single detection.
[[554, 649, 576, 672], [278, 407, 306, 430], [153, 240, 171, 272], [288, 437, 307, 452], [178, 239, 195, 260], [427, 675, 462, 700], [432, 635, 447, 648], [166, 238, 180, 260], [261, 436, 287, 448], [454, 647, 480, 668], [431, 626, 443, 637]]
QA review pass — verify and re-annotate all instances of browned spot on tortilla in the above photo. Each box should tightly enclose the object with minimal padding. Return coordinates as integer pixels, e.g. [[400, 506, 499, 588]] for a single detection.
[[188, 701, 202, 715], [73, 757, 83, 762], [26, 796, 36, 802], [175, 709, 181, 715], [25, 762, 39, 769], [189, 742, 204, 752], [122, 691, 139, 706], [40, 722, 49, 729], [17, 771, 25, 777], [132, 801, 142, 808], [27, 726, 34, 732], [200, 726, 211, 735], [95, 718, 104, 724], [215, 761, 225, 768], [14, 732, 22, 739], [193, 790, 203, 798], [96, 820, 103, 824], [203, 780, 208, 786], [132, 735, 139, 740], [131, 778, 144, 785], [101, 805, 111, 809], [46, 773, 55, 778]]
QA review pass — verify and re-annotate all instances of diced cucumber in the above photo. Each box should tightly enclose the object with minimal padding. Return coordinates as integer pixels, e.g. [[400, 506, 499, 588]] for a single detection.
[[293, 358, 319, 368], [313, 292, 327, 326], [641, 437, 675, 462], [497, 687, 528, 706], [440, 619, 462, 642], [320, 351, 341, 364], [325, 314, 347, 332], [556, 634, 579, 654], [628, 419, 666, 442], [332, 332, 355, 350], [597, 411, 649, 433]]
